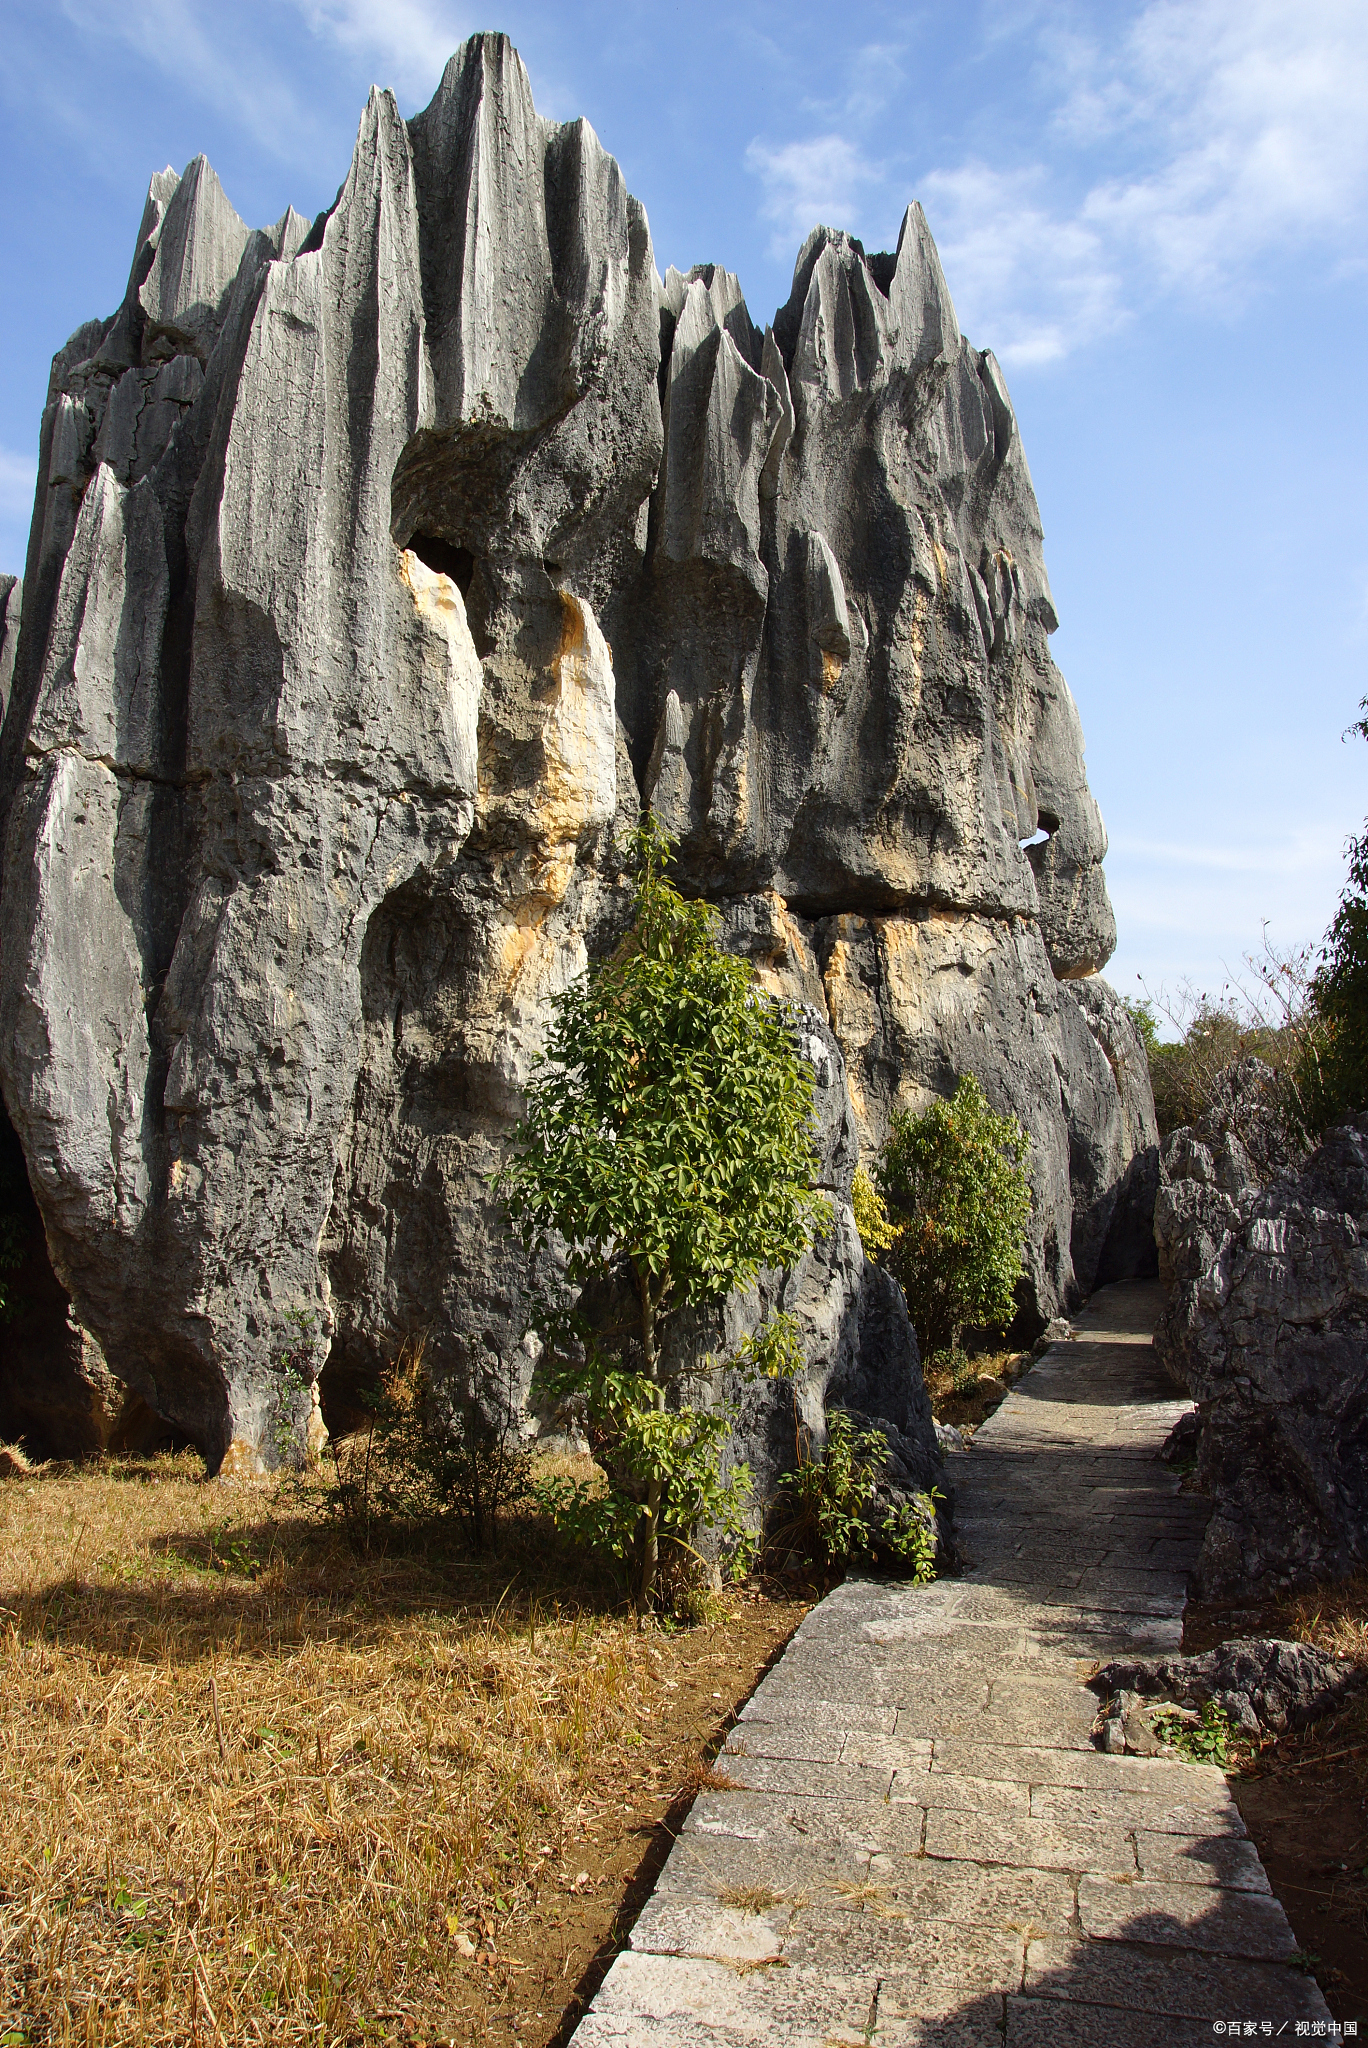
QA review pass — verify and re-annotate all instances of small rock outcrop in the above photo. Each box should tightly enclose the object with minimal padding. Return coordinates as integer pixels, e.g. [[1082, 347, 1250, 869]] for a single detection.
[[1092, 1638, 1361, 1739], [0, 34, 1149, 1478], [1156, 1064, 1368, 1598]]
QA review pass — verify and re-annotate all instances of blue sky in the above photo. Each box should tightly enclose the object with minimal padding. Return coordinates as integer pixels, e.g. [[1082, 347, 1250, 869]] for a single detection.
[[2, 0, 1365, 1021]]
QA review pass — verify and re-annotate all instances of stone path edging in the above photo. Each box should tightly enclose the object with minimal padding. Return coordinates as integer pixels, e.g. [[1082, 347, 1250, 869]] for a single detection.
[[570, 1280, 1335, 2045]]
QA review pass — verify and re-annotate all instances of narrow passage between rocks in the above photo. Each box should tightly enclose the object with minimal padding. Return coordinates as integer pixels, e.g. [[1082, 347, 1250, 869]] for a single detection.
[[569, 1280, 1334, 2046]]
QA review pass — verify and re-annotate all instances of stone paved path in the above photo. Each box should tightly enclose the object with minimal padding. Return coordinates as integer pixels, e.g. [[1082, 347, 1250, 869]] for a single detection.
[[572, 1280, 1335, 2045]]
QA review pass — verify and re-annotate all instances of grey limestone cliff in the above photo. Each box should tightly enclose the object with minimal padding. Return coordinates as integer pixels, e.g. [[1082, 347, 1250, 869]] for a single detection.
[[0, 34, 1147, 1478], [1154, 1067, 1368, 1599]]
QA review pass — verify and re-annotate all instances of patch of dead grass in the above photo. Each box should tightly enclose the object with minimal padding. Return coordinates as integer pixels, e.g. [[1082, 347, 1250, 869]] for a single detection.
[[923, 1347, 1027, 1431], [0, 1451, 810, 2045]]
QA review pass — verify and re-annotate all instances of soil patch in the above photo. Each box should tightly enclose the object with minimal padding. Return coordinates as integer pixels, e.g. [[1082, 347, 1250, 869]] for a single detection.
[[1186, 1580, 1368, 2025], [0, 1451, 812, 2046]]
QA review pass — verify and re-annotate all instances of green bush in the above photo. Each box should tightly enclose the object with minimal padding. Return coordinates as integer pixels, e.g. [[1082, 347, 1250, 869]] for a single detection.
[[851, 1165, 897, 1257], [769, 1413, 939, 1581], [498, 815, 829, 1612], [876, 1075, 1031, 1362], [1312, 811, 1368, 1124]]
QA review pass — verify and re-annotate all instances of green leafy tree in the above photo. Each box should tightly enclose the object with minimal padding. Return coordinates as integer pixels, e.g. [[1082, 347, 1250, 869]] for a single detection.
[[877, 1074, 1031, 1361], [1119, 995, 1160, 1061], [1313, 835, 1368, 1120], [1312, 712, 1368, 1121], [499, 815, 829, 1611]]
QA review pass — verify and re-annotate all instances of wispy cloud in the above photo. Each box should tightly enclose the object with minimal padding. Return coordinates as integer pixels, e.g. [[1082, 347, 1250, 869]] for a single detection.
[[918, 162, 1125, 366], [744, 133, 886, 261], [55, 0, 314, 162], [1110, 823, 1351, 878], [1079, 0, 1368, 300], [293, 0, 466, 104], [751, 0, 1368, 364], [1105, 823, 1350, 1004]]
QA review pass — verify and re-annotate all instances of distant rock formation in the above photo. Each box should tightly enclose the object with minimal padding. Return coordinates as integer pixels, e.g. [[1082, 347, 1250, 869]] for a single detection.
[[1155, 1064, 1368, 1598], [0, 34, 1148, 1474]]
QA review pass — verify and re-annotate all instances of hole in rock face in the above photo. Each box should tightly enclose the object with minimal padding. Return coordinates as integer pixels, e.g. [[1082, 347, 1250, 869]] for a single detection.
[[1020, 810, 1060, 849], [406, 533, 475, 595]]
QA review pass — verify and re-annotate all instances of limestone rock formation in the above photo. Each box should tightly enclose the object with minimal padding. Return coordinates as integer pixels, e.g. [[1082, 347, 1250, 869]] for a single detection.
[[0, 577, 19, 729], [1057, 977, 1160, 1294], [1092, 1639, 1361, 1739], [0, 33, 1144, 1477], [1156, 1072, 1368, 1598]]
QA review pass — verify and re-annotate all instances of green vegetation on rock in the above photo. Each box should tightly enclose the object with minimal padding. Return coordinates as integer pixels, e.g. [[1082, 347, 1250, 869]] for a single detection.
[[499, 815, 829, 1611], [874, 1075, 1032, 1363]]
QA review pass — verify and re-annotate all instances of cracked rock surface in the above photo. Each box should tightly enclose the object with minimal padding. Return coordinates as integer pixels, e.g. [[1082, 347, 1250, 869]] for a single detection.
[[1093, 1640, 1362, 1740], [0, 33, 1150, 1473], [1155, 1063, 1368, 1599]]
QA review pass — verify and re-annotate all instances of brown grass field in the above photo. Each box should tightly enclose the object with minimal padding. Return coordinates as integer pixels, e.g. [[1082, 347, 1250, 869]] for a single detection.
[[0, 1454, 810, 2046]]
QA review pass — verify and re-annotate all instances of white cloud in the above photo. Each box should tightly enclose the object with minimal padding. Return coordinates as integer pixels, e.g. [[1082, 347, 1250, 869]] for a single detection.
[[0, 449, 37, 526], [294, 0, 466, 104], [917, 162, 1125, 367], [751, 0, 1368, 364], [1080, 0, 1368, 299], [744, 133, 886, 261]]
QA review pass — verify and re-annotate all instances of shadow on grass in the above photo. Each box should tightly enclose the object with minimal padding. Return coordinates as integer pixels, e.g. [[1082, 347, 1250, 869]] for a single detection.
[[544, 1617, 807, 2048], [6, 1492, 636, 1660]]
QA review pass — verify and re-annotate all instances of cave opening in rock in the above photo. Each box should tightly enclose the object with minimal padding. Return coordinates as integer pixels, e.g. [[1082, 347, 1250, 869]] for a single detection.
[[406, 532, 475, 595], [1020, 810, 1060, 849]]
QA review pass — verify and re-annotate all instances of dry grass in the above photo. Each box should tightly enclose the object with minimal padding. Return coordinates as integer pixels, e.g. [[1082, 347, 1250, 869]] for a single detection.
[[922, 1347, 1026, 1432], [0, 1451, 805, 2045], [715, 1883, 783, 1915], [1285, 1576, 1368, 1672]]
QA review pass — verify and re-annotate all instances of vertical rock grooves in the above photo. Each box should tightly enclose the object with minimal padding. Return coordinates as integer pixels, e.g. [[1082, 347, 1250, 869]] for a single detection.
[[0, 33, 1150, 1479]]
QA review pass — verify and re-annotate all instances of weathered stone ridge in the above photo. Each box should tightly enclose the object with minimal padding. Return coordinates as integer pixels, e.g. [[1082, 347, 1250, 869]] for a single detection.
[[0, 33, 1142, 1471], [1155, 1072, 1368, 1601]]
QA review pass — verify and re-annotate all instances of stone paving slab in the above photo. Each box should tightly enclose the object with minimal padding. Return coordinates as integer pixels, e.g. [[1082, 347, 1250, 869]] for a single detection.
[[1135, 1828, 1272, 1892], [570, 1282, 1332, 2043], [1076, 1873, 1296, 1958], [1003, 1995, 1215, 2047]]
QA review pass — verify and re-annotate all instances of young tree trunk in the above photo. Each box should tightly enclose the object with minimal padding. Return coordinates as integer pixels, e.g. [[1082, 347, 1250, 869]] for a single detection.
[[637, 1268, 663, 1613]]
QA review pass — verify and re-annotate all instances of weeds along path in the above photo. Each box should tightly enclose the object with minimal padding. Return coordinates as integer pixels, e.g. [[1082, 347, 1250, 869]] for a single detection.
[[572, 1279, 1333, 2045]]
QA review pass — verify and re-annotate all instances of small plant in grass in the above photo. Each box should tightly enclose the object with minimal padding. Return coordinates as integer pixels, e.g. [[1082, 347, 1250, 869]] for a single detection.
[[1151, 1698, 1233, 1767], [769, 1411, 940, 1582], [876, 1074, 1031, 1366], [324, 1337, 531, 1553], [499, 814, 829, 1613]]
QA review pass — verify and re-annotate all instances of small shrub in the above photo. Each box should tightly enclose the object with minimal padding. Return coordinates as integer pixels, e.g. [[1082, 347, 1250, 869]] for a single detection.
[[770, 1412, 939, 1582], [324, 1338, 531, 1554], [851, 1166, 898, 1258], [876, 1075, 1031, 1362], [531, 1313, 801, 1612]]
